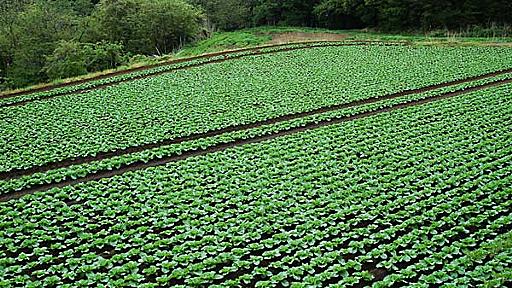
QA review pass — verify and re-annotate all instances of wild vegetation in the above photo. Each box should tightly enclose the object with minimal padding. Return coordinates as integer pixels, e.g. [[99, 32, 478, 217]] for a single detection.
[[0, 0, 202, 89], [1, 0, 511, 90]]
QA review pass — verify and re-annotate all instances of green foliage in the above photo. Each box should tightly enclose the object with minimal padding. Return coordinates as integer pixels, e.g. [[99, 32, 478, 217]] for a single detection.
[[83, 41, 127, 72], [428, 24, 512, 38], [0, 75, 511, 285], [467, 232, 512, 261], [190, 0, 251, 31], [252, 0, 319, 27], [0, 0, 204, 89], [2, 45, 512, 199], [0, 0, 511, 91], [43, 40, 127, 81], [177, 31, 271, 56], [91, 0, 204, 55], [2, 44, 512, 174], [314, 0, 512, 31], [313, 0, 367, 29], [1, 0, 83, 87], [43, 41, 88, 80], [191, 0, 512, 31], [2, 41, 326, 107], [0, 0, 99, 87]]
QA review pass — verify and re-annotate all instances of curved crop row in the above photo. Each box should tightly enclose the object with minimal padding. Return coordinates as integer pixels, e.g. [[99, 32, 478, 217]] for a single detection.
[[0, 82, 510, 287], [1, 72, 511, 199], [0, 41, 385, 107], [2, 45, 512, 175]]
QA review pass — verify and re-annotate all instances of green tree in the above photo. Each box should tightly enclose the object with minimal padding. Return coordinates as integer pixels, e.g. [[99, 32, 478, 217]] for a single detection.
[[43, 40, 127, 81], [142, 0, 204, 54], [83, 41, 126, 72], [190, 0, 251, 31], [313, 0, 511, 31], [252, 0, 320, 27], [43, 40, 88, 80], [4, 1, 84, 87], [92, 0, 204, 55], [0, 0, 93, 87], [314, 0, 371, 29], [0, 0, 31, 86]]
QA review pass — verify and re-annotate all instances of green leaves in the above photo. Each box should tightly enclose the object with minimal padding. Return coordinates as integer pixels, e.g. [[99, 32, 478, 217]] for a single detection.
[[1, 45, 512, 287], [3, 45, 512, 177]]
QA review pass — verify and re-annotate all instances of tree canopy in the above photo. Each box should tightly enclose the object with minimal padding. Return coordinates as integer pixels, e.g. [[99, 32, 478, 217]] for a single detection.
[[0, 0, 203, 89], [191, 0, 511, 31]]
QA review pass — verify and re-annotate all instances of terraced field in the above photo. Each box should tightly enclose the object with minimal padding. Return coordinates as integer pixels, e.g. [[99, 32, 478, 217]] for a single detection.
[[1, 41, 511, 287]]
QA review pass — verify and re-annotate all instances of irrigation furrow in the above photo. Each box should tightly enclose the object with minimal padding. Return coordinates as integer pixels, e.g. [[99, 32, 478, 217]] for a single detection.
[[1, 76, 511, 202], [10, 89, 508, 284], [7, 94, 507, 284], [8, 112, 459, 279], [19, 134, 511, 285]]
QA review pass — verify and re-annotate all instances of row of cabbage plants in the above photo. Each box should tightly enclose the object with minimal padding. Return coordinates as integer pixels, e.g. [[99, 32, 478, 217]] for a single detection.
[[2, 45, 512, 174], [1, 81, 510, 287], [1, 74, 510, 197], [0, 41, 378, 107]]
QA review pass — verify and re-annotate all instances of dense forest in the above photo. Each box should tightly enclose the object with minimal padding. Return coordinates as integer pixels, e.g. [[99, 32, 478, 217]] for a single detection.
[[1, 0, 511, 90]]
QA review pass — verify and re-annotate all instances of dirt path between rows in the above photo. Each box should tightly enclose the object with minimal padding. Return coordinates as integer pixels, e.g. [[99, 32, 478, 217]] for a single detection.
[[1, 76, 511, 202], [2, 68, 511, 182]]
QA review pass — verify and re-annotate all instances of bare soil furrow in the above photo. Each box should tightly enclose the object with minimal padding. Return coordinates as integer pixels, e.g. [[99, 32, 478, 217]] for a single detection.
[[2, 68, 511, 182], [1, 77, 511, 202]]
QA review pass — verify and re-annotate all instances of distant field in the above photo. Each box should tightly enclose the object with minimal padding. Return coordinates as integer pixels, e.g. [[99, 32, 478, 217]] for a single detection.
[[1, 41, 511, 287]]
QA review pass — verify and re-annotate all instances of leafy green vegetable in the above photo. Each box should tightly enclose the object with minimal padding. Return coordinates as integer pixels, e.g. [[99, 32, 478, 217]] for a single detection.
[[1, 81, 511, 286]]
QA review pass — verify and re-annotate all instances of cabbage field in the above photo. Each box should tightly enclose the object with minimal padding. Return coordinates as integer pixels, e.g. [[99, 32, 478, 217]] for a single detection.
[[1, 42, 511, 287]]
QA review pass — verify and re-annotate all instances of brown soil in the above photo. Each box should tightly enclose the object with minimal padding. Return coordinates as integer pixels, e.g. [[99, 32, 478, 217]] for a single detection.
[[269, 32, 348, 44], [1, 76, 511, 202]]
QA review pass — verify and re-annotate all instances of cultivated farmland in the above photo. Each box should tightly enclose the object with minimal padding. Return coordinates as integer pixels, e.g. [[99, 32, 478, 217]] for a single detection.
[[0, 42, 511, 287]]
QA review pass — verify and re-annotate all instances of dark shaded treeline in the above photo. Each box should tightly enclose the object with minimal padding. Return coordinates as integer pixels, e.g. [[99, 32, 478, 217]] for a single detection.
[[194, 0, 511, 31], [1, 0, 511, 90]]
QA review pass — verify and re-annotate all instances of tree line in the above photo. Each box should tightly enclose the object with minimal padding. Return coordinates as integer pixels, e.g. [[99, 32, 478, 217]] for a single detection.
[[198, 0, 511, 31], [1, 0, 510, 90], [0, 0, 202, 89]]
